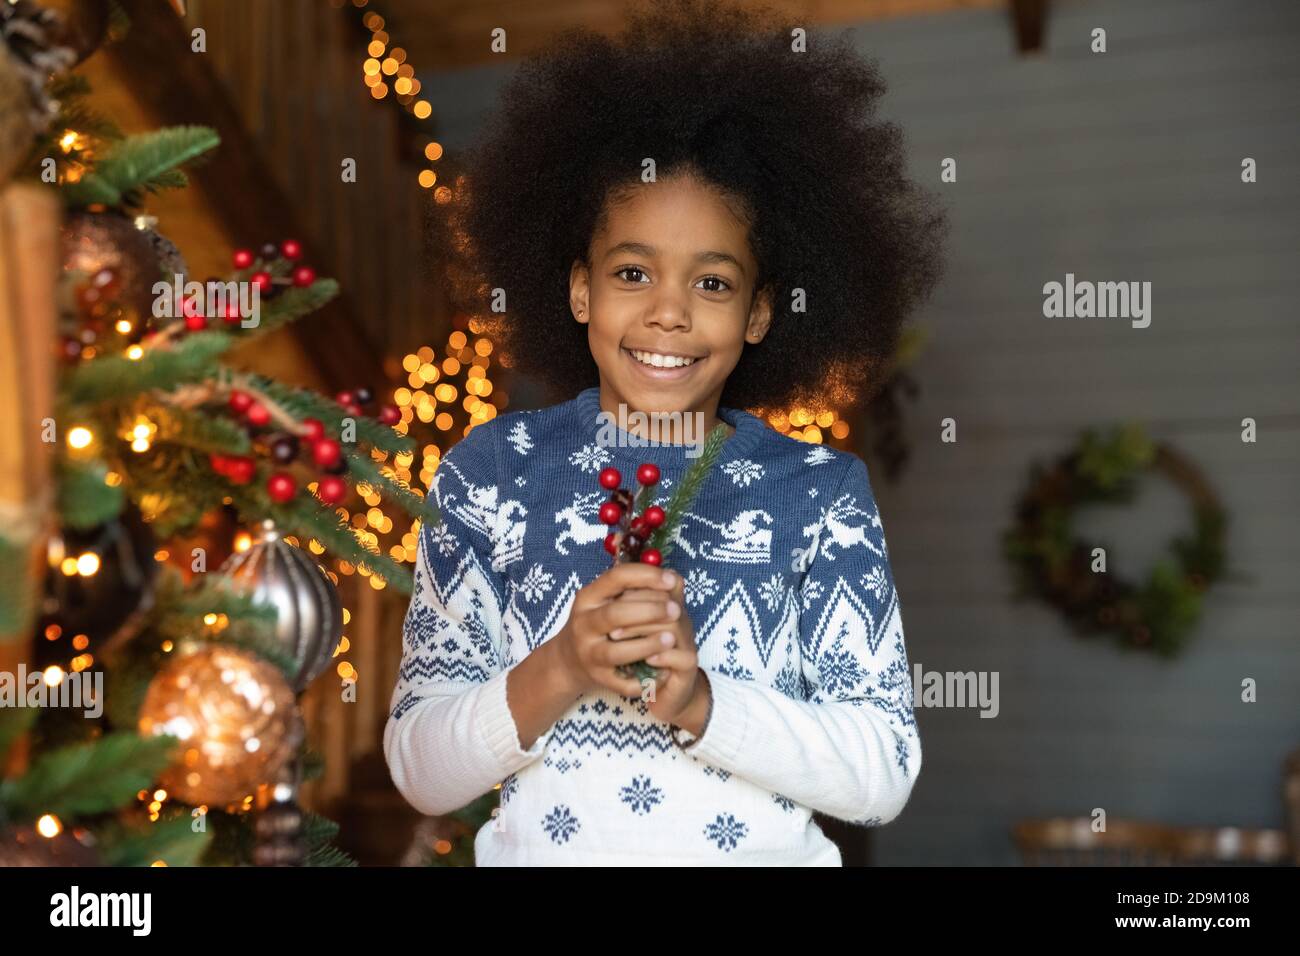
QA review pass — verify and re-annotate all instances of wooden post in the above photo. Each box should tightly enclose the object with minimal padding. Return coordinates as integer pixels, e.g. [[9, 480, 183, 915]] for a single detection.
[[0, 183, 62, 776]]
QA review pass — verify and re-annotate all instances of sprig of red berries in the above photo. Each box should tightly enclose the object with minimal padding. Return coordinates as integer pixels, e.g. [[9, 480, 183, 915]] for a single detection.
[[598, 463, 667, 565], [169, 239, 318, 333], [208, 382, 397, 507]]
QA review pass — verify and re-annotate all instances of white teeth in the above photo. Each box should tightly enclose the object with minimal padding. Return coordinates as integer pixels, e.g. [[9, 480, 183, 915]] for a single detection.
[[630, 349, 696, 368]]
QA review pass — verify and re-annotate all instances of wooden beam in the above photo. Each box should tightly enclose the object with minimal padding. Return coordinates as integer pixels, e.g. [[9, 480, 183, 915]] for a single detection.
[[106, 0, 387, 392]]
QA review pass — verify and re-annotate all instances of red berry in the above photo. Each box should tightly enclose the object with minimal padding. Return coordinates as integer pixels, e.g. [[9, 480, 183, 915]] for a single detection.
[[639, 548, 662, 566], [603, 532, 618, 555], [223, 300, 243, 323], [336, 391, 354, 406], [345, 403, 363, 417], [228, 390, 254, 414], [301, 418, 325, 441], [181, 295, 204, 318], [280, 239, 302, 260], [312, 437, 342, 468], [184, 313, 207, 331], [291, 266, 316, 287], [598, 467, 621, 490], [378, 405, 400, 426], [232, 249, 254, 269], [246, 402, 271, 427], [630, 516, 648, 535], [317, 475, 347, 504], [250, 271, 273, 293], [226, 456, 255, 484], [637, 463, 660, 486], [598, 501, 623, 526], [643, 505, 666, 529], [267, 472, 296, 503], [209, 453, 230, 475]]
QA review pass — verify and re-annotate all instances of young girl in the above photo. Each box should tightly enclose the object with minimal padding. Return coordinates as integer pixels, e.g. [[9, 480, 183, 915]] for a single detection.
[[385, 0, 946, 865]]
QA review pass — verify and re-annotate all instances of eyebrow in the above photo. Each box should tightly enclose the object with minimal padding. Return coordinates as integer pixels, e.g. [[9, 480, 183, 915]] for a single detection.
[[603, 241, 747, 275]]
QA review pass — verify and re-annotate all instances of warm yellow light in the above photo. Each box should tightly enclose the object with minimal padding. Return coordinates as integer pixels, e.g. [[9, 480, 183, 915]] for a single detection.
[[104, 471, 122, 486], [60, 557, 78, 576], [115, 319, 133, 334], [59, 131, 78, 152], [381, 57, 398, 75], [442, 357, 460, 375], [418, 169, 436, 188], [37, 815, 62, 838], [76, 552, 100, 576], [367, 40, 384, 57], [831, 420, 849, 439], [203, 612, 218, 626], [131, 436, 150, 452], [371, 83, 388, 99], [44, 624, 62, 640], [816, 410, 835, 428], [234, 532, 252, 552], [43, 666, 64, 687], [448, 331, 467, 349], [413, 100, 431, 119], [67, 427, 93, 449], [394, 76, 412, 95], [434, 186, 452, 204], [126, 344, 144, 360], [363, 58, 380, 75], [425, 142, 443, 161], [161, 640, 174, 653], [72, 634, 88, 650], [402, 353, 420, 372], [338, 662, 355, 680], [435, 412, 452, 431]]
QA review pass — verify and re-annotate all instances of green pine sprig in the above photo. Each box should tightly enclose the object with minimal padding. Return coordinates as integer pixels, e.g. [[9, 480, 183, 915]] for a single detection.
[[61, 127, 220, 209], [645, 423, 731, 560]]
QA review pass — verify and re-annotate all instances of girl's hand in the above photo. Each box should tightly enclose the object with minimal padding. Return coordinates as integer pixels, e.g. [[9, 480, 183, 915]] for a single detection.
[[617, 574, 708, 728], [551, 563, 684, 699]]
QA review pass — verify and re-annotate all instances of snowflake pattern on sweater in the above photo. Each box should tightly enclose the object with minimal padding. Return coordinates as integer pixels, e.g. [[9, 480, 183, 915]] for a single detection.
[[383, 386, 921, 865]]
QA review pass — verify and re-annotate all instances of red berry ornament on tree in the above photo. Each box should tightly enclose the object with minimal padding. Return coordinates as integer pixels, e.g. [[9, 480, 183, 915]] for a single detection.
[[301, 418, 325, 442], [226, 456, 255, 484], [598, 501, 623, 526], [378, 405, 400, 426], [250, 271, 273, 294], [245, 402, 271, 427], [311, 437, 342, 468], [599, 467, 621, 490], [317, 475, 348, 505], [637, 463, 660, 486], [232, 248, 254, 269], [291, 266, 316, 288], [643, 505, 665, 529], [640, 548, 662, 566], [228, 390, 253, 414], [280, 239, 302, 261], [267, 472, 296, 503]]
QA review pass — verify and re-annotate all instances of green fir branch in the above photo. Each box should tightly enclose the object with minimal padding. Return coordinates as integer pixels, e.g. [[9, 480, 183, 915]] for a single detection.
[[236, 280, 340, 340], [250, 374, 415, 457], [151, 404, 251, 456], [62, 127, 220, 209], [0, 732, 178, 823], [307, 843, 359, 867], [343, 448, 440, 527], [62, 331, 232, 405], [55, 457, 126, 530], [646, 424, 731, 561], [98, 813, 213, 867]]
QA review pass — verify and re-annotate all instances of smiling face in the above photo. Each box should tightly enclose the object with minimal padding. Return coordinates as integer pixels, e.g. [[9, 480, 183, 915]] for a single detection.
[[569, 169, 772, 433]]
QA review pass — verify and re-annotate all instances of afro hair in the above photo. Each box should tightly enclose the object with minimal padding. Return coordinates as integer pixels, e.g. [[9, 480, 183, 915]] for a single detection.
[[436, 0, 948, 413]]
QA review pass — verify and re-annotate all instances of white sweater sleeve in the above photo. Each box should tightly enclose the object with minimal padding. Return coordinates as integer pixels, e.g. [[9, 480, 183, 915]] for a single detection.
[[681, 453, 922, 825], [382, 425, 553, 817]]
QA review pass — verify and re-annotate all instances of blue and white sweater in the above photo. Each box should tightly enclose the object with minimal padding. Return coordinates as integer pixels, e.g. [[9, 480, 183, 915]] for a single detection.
[[383, 386, 921, 865]]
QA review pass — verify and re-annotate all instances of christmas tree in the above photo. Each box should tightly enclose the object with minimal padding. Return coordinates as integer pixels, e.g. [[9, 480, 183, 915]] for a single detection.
[[0, 2, 439, 866]]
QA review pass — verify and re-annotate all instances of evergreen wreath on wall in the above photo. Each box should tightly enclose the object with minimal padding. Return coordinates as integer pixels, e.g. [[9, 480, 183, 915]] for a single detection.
[[1002, 424, 1230, 657]]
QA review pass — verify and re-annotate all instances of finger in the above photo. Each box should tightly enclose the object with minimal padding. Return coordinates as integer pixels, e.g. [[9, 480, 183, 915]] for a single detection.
[[609, 621, 679, 642], [580, 564, 679, 607], [643, 648, 696, 671], [595, 632, 675, 667], [588, 597, 681, 635]]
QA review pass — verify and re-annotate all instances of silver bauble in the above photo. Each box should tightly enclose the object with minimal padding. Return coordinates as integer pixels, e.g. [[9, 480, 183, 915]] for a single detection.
[[219, 519, 343, 693]]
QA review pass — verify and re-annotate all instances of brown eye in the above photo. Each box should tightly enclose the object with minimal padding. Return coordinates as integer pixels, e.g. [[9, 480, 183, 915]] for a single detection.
[[616, 267, 648, 283], [698, 275, 731, 293]]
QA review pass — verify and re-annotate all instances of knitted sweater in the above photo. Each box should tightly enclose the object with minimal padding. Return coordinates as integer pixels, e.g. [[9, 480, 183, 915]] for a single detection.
[[383, 386, 921, 865]]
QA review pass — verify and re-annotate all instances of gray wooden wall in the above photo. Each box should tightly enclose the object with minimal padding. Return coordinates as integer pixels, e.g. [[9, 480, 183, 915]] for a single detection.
[[422, 0, 1300, 865]]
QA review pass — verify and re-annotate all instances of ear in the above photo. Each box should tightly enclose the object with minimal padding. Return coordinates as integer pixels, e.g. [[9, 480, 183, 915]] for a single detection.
[[744, 286, 773, 344], [569, 259, 591, 325]]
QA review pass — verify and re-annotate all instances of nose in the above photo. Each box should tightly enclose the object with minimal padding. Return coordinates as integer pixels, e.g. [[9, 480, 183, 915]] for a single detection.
[[644, 287, 691, 334]]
